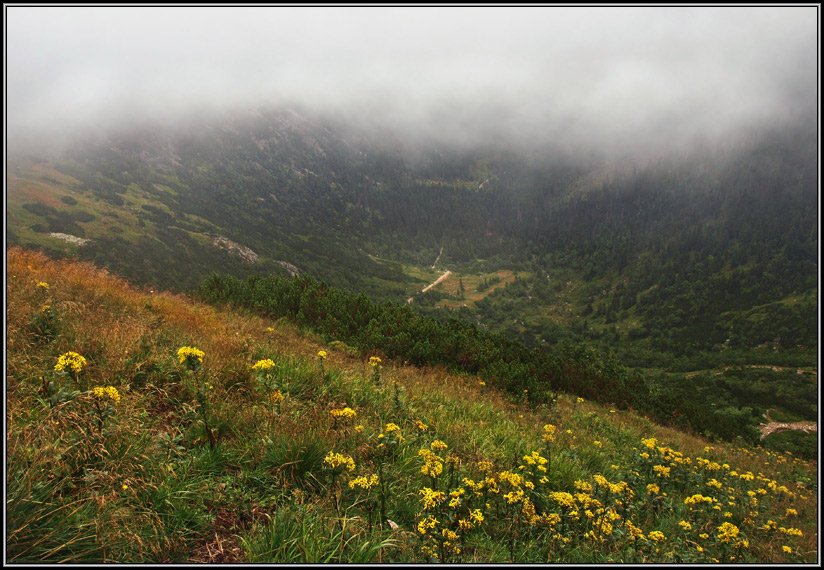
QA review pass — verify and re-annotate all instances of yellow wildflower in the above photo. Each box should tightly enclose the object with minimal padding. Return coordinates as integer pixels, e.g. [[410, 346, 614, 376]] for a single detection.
[[92, 385, 121, 404], [717, 522, 739, 543], [417, 514, 438, 534], [323, 451, 355, 471], [653, 465, 671, 478], [419, 487, 446, 510], [330, 407, 357, 418], [317, 350, 327, 360], [641, 437, 658, 450], [648, 530, 666, 542], [419, 449, 444, 477], [779, 527, 803, 537], [349, 474, 379, 490], [575, 480, 593, 493], [55, 351, 87, 374], [252, 358, 276, 371], [177, 346, 204, 367]]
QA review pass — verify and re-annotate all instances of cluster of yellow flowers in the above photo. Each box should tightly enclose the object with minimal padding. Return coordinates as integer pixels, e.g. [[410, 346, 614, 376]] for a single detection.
[[417, 514, 438, 535], [270, 390, 284, 404], [55, 351, 87, 374], [448, 487, 466, 508], [641, 437, 658, 450], [349, 474, 379, 490], [549, 491, 576, 509], [440, 528, 461, 556], [522, 451, 549, 472], [779, 526, 803, 537], [419, 449, 444, 477], [419, 487, 446, 510], [92, 385, 121, 404], [684, 493, 717, 506], [414, 420, 429, 432], [330, 407, 357, 419], [323, 451, 355, 471], [177, 346, 204, 366], [368, 356, 381, 367], [317, 350, 327, 360], [252, 358, 276, 371], [653, 465, 671, 478], [430, 440, 448, 452], [648, 530, 666, 543], [717, 521, 740, 543], [542, 424, 556, 443], [36, 281, 49, 289]]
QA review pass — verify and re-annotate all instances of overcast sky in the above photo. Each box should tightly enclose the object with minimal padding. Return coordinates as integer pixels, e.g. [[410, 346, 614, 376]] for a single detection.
[[5, 6, 819, 155]]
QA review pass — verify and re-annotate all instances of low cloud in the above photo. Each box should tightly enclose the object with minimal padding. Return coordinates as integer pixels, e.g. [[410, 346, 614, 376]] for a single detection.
[[6, 6, 817, 157]]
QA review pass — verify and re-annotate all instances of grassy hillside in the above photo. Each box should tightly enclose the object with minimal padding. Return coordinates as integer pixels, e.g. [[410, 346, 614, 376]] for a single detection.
[[6, 247, 817, 563]]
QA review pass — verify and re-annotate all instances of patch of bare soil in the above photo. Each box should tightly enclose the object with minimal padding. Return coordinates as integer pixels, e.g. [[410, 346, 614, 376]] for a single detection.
[[189, 501, 272, 563]]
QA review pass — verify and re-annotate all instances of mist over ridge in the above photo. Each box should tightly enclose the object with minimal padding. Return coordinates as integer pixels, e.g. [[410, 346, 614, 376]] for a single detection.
[[6, 6, 818, 162]]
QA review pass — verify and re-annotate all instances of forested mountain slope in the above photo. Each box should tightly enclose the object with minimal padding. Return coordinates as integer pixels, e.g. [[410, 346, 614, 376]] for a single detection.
[[7, 107, 818, 445]]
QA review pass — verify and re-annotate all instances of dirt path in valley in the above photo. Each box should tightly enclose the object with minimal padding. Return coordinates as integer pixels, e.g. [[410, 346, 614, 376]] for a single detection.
[[407, 269, 453, 304], [758, 409, 817, 441], [432, 246, 444, 269], [422, 270, 452, 293]]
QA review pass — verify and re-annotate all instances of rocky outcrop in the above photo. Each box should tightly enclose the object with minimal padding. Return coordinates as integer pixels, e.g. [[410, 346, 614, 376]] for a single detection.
[[211, 235, 259, 263], [50, 232, 90, 246]]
